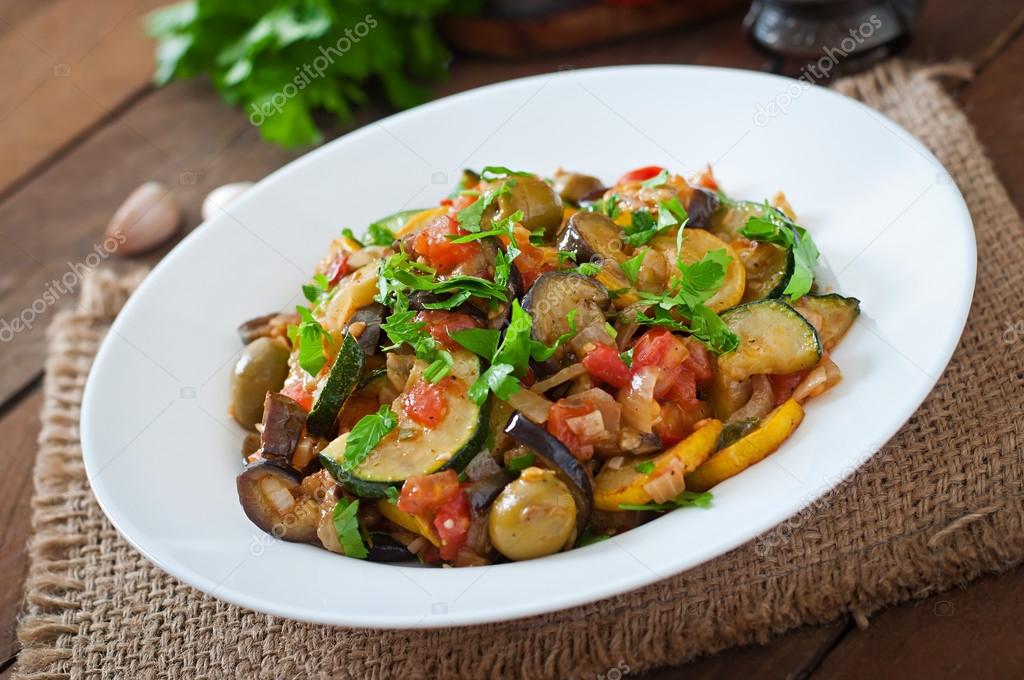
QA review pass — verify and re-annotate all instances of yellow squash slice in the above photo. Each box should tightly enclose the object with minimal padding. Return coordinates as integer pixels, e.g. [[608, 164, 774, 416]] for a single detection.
[[594, 419, 723, 511], [376, 499, 441, 546], [685, 398, 804, 492]]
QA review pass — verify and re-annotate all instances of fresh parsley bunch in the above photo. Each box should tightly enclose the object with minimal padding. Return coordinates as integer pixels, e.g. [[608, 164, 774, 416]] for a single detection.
[[147, 0, 481, 147]]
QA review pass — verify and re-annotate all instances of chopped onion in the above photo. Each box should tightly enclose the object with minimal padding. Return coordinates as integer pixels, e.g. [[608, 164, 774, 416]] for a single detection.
[[566, 410, 606, 438], [606, 456, 625, 470], [642, 458, 685, 503], [531, 363, 587, 394], [569, 322, 615, 357], [387, 353, 415, 392], [573, 387, 622, 439], [260, 476, 296, 514], [618, 366, 660, 433], [508, 388, 553, 424], [405, 536, 427, 555], [728, 375, 774, 422], [793, 358, 842, 403]]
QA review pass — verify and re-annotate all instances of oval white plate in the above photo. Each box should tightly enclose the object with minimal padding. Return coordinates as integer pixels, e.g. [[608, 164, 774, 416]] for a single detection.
[[81, 65, 975, 628]]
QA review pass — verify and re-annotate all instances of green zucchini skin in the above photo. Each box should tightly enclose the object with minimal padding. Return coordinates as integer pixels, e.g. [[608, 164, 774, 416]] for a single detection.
[[369, 208, 429, 238], [718, 299, 823, 379], [306, 333, 364, 437], [792, 293, 860, 351], [320, 354, 489, 497]]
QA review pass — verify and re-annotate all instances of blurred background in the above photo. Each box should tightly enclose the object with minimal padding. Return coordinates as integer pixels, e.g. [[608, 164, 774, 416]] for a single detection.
[[1, 1, 1023, 677]]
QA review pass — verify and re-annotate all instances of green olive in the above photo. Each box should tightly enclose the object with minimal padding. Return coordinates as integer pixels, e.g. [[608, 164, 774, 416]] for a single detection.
[[490, 177, 563, 239], [553, 171, 604, 205], [488, 467, 577, 561], [230, 337, 290, 429]]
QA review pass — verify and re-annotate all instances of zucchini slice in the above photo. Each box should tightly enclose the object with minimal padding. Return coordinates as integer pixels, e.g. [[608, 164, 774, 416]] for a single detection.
[[320, 351, 488, 497], [650, 229, 746, 311], [734, 240, 794, 303], [718, 299, 822, 380], [369, 208, 430, 240], [708, 198, 784, 242], [792, 294, 860, 351], [306, 333, 364, 437]]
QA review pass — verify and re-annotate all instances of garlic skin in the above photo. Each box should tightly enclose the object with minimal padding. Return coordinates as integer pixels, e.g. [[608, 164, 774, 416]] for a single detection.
[[202, 182, 254, 221], [106, 181, 181, 256]]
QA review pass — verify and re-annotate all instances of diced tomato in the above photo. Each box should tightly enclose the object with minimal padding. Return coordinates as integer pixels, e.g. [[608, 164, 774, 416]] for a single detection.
[[522, 365, 536, 387], [547, 398, 600, 460], [415, 311, 480, 351], [667, 368, 700, 411], [501, 226, 554, 290], [450, 193, 477, 212], [617, 165, 664, 184], [632, 328, 689, 398], [768, 370, 810, 406], [413, 215, 482, 274], [439, 198, 454, 207], [681, 337, 713, 385], [582, 344, 631, 389], [401, 379, 448, 429], [694, 165, 720, 191], [653, 402, 690, 446], [280, 382, 314, 411], [398, 469, 460, 515], [325, 251, 350, 286], [433, 490, 471, 561]]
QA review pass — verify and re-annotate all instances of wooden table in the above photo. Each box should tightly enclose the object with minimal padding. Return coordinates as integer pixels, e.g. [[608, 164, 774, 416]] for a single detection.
[[1, 1, 1022, 677]]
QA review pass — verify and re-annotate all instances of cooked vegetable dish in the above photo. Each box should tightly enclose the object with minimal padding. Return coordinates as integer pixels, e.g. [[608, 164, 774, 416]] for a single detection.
[[230, 164, 859, 566]]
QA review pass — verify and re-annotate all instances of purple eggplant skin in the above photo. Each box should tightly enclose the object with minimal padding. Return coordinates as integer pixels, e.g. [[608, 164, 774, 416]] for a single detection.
[[553, 171, 605, 206], [521, 271, 609, 372], [465, 471, 515, 517], [345, 302, 386, 355], [555, 211, 624, 266], [502, 412, 594, 535], [367, 533, 416, 563], [237, 312, 299, 345], [258, 393, 307, 464], [236, 461, 319, 543], [685, 187, 720, 229]]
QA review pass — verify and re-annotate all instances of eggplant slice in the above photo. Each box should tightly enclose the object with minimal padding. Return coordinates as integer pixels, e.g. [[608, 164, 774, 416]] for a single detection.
[[503, 412, 594, 537], [522, 271, 609, 369], [344, 302, 386, 355], [237, 312, 299, 345], [684, 187, 720, 229], [236, 462, 319, 543], [556, 211, 626, 266], [258, 393, 307, 464]]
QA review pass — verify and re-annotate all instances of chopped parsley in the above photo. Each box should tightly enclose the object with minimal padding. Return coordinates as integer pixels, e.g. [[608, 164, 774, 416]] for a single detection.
[[451, 303, 577, 404], [507, 452, 536, 471], [739, 204, 820, 300], [366, 220, 397, 246], [455, 182, 513, 232], [588, 193, 621, 220], [341, 228, 363, 246], [332, 498, 368, 559], [384, 486, 400, 505], [620, 250, 646, 285], [619, 347, 634, 367], [342, 405, 397, 472], [640, 168, 670, 189], [634, 460, 655, 474], [376, 251, 508, 311], [577, 528, 612, 547], [288, 305, 329, 376], [379, 296, 453, 383], [574, 262, 601, 276], [618, 490, 713, 512], [301, 273, 331, 303], [479, 166, 533, 181]]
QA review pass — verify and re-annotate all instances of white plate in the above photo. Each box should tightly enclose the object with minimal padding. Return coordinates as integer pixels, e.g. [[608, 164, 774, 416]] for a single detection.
[[81, 65, 975, 628]]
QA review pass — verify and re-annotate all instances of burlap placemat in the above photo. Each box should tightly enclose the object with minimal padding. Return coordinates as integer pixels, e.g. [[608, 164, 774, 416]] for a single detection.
[[14, 60, 1024, 679]]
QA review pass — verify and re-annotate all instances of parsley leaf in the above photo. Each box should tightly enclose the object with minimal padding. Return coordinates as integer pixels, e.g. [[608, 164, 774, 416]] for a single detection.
[[479, 166, 532, 181], [366, 220, 396, 246], [577, 528, 612, 547], [507, 452, 535, 471], [376, 251, 508, 310], [618, 490, 714, 512], [634, 460, 655, 474], [620, 347, 634, 367], [588, 193, 621, 219], [640, 168, 670, 189], [341, 228, 364, 247], [620, 250, 645, 285], [574, 262, 601, 276], [455, 182, 512, 233], [449, 327, 500, 360], [291, 305, 329, 376], [342, 405, 397, 472], [379, 296, 453, 383], [332, 498, 368, 559], [623, 210, 665, 247], [738, 205, 820, 300], [384, 486, 400, 505]]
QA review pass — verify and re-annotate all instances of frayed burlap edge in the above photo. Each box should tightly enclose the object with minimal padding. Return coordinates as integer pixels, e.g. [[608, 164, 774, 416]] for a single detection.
[[13, 60, 1024, 680]]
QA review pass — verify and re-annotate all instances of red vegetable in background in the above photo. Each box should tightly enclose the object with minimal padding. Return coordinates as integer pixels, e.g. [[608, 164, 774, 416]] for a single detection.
[[616, 165, 664, 184]]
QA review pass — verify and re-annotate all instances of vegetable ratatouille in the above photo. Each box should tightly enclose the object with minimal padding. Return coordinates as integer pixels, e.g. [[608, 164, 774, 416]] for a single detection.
[[230, 165, 860, 566]]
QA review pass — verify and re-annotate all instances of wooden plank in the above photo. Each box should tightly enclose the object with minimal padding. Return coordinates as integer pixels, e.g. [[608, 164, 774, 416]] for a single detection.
[[812, 569, 1024, 679], [638, 620, 850, 680], [958, 29, 1024, 212], [908, 0, 1024, 64], [0, 388, 43, 663], [0, 0, 162, 196]]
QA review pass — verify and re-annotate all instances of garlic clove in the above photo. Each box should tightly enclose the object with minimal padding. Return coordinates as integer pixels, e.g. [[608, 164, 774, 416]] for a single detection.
[[202, 181, 254, 221], [106, 181, 181, 256]]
